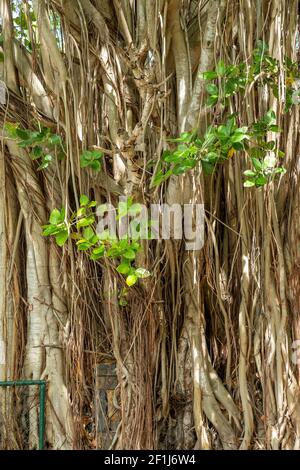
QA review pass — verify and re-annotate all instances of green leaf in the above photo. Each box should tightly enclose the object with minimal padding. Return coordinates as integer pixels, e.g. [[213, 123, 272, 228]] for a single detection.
[[80, 159, 90, 168], [243, 170, 256, 177], [90, 245, 105, 260], [49, 134, 62, 146], [50, 208, 62, 225], [16, 128, 30, 140], [123, 248, 136, 260], [37, 159, 50, 170], [91, 150, 103, 160], [217, 125, 230, 137], [265, 141, 276, 150], [55, 230, 68, 247], [83, 227, 94, 240], [232, 142, 245, 151], [106, 246, 121, 257], [4, 123, 19, 138], [77, 207, 86, 217], [206, 152, 218, 162], [117, 263, 131, 275], [173, 163, 195, 175], [80, 195, 89, 206], [131, 241, 140, 251], [169, 132, 192, 143], [162, 150, 173, 162], [264, 110, 276, 124], [153, 169, 173, 186], [269, 125, 281, 133], [231, 133, 249, 143], [152, 171, 164, 186], [274, 167, 286, 174], [235, 126, 248, 134], [251, 158, 263, 170], [243, 180, 255, 187], [31, 146, 43, 159], [255, 175, 268, 186], [224, 79, 238, 96], [80, 150, 103, 171], [90, 160, 101, 171], [77, 216, 95, 229], [126, 274, 138, 287], [135, 268, 151, 279], [207, 95, 218, 107], [216, 60, 226, 76], [77, 241, 92, 250], [42, 225, 60, 236], [200, 71, 218, 80], [225, 117, 235, 134], [249, 147, 264, 159], [206, 83, 218, 95], [201, 161, 215, 175], [81, 150, 93, 161]]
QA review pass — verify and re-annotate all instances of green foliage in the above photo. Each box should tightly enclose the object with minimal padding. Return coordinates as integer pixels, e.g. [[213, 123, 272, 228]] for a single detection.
[[42, 195, 150, 288], [80, 150, 103, 171], [118, 287, 129, 306], [11, 0, 62, 51], [201, 60, 247, 106], [242, 112, 286, 187], [5, 123, 64, 170], [116, 197, 142, 220], [154, 41, 299, 189], [153, 117, 249, 185], [201, 42, 300, 111], [200, 117, 249, 174], [12, 0, 36, 51], [153, 111, 286, 188], [243, 158, 286, 188], [42, 208, 68, 247]]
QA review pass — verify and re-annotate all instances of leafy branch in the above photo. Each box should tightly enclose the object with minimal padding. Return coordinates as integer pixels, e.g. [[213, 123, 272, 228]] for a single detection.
[[153, 112, 285, 188], [202, 41, 300, 112], [5, 123, 64, 170], [42, 196, 151, 288], [153, 42, 297, 188]]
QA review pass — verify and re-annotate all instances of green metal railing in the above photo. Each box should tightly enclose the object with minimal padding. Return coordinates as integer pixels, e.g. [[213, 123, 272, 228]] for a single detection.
[[0, 380, 46, 450]]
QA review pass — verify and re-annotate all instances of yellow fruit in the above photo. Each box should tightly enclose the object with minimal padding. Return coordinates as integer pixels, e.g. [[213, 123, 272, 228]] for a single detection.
[[227, 147, 236, 158], [286, 77, 294, 86]]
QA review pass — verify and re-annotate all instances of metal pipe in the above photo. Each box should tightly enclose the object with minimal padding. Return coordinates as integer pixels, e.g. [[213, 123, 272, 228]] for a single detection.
[[0, 380, 47, 387], [39, 382, 46, 450]]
